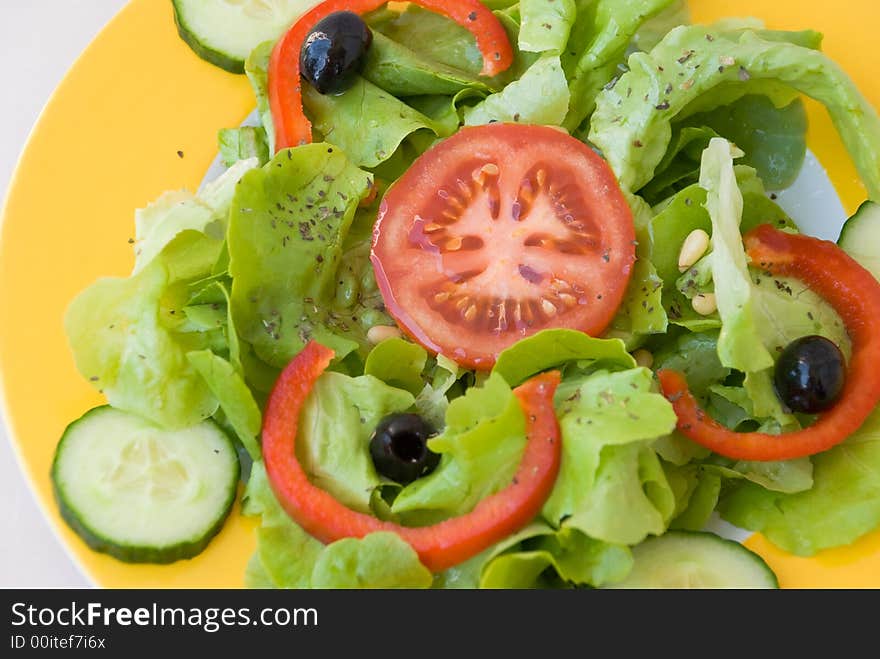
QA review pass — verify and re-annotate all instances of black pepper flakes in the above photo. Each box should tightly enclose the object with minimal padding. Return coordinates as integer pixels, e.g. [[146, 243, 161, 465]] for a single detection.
[[176, 150, 184, 159]]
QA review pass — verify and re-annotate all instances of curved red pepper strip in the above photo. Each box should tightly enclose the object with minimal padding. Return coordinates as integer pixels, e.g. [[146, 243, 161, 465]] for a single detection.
[[262, 340, 561, 572], [268, 0, 514, 151], [658, 223, 880, 462]]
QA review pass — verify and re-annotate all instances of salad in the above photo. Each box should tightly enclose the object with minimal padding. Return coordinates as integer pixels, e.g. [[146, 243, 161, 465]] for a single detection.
[[50, 0, 880, 588]]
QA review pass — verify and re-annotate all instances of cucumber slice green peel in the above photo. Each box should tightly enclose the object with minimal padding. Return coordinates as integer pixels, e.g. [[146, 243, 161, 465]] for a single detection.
[[607, 530, 779, 589], [172, 0, 317, 74], [51, 406, 240, 564]]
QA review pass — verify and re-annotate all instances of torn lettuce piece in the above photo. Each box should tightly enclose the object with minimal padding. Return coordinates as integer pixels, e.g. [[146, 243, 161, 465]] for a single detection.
[[362, 31, 491, 97], [463, 55, 569, 126], [684, 96, 807, 190], [133, 158, 258, 275], [518, 0, 576, 55], [719, 408, 880, 556], [244, 42, 275, 154], [228, 145, 373, 367], [187, 349, 262, 461], [311, 533, 433, 588], [609, 193, 667, 339], [391, 374, 526, 522], [590, 25, 880, 197], [303, 76, 445, 167], [480, 525, 633, 588], [542, 368, 678, 544], [413, 354, 460, 429], [562, 0, 679, 131], [65, 256, 219, 429], [492, 328, 635, 388], [364, 337, 428, 396], [700, 138, 773, 373], [218, 128, 269, 167], [653, 331, 729, 401], [706, 458, 814, 495], [669, 469, 721, 531]]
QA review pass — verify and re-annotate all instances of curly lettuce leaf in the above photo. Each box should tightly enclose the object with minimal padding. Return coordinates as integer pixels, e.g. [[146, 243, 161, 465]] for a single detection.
[[518, 0, 576, 55], [542, 368, 678, 544], [311, 533, 432, 588], [590, 25, 880, 197], [66, 158, 263, 429], [463, 55, 570, 126], [186, 350, 262, 461], [228, 145, 373, 367], [480, 525, 633, 588], [701, 138, 774, 373], [364, 337, 428, 396], [362, 31, 490, 97], [65, 256, 219, 429], [563, 0, 679, 131], [492, 329, 635, 387]]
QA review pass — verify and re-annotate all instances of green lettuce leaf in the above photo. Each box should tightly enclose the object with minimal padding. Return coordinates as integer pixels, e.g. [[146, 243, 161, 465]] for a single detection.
[[463, 55, 570, 126], [186, 350, 262, 460], [65, 257, 219, 429], [228, 145, 373, 367], [133, 159, 258, 275], [700, 138, 773, 373], [518, 0, 576, 55], [218, 128, 269, 168], [653, 331, 729, 400], [685, 95, 807, 190], [492, 329, 635, 387], [364, 337, 428, 396], [311, 533, 433, 588], [719, 408, 880, 555], [481, 525, 633, 588], [590, 25, 880, 197], [362, 31, 490, 97], [563, 0, 679, 131], [542, 368, 678, 544]]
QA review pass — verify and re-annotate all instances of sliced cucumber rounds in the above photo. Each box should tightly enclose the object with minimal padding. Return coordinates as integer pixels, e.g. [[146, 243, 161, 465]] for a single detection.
[[608, 531, 779, 589], [52, 406, 239, 564], [838, 200, 880, 280], [172, 0, 318, 73]]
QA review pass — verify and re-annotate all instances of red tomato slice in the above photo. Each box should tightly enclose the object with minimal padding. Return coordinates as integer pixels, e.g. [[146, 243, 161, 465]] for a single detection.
[[370, 123, 636, 369]]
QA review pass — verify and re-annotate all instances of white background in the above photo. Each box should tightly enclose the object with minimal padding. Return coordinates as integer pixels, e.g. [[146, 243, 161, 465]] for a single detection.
[[1, 0, 129, 588]]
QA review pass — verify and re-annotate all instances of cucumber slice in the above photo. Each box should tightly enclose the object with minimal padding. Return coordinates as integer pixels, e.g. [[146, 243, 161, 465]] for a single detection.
[[837, 200, 880, 280], [172, 0, 318, 74], [52, 406, 240, 564], [608, 531, 779, 589]]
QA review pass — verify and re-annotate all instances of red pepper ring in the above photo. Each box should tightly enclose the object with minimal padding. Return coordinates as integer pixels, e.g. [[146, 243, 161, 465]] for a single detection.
[[268, 0, 515, 151], [658, 223, 880, 462], [262, 340, 561, 572]]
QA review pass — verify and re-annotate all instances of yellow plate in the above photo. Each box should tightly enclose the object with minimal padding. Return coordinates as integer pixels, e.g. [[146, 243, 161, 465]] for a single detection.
[[1, 0, 878, 588]]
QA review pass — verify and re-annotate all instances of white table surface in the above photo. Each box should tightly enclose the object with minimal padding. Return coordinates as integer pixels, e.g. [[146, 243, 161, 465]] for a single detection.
[[1, 0, 129, 588]]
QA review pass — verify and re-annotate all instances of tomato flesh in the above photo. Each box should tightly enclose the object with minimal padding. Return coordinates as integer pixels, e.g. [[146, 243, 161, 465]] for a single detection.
[[371, 123, 636, 369]]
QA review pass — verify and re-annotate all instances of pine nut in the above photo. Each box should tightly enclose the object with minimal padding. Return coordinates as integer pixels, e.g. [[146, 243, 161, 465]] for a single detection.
[[367, 325, 402, 344], [692, 292, 718, 316], [633, 349, 654, 369], [678, 229, 710, 272]]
